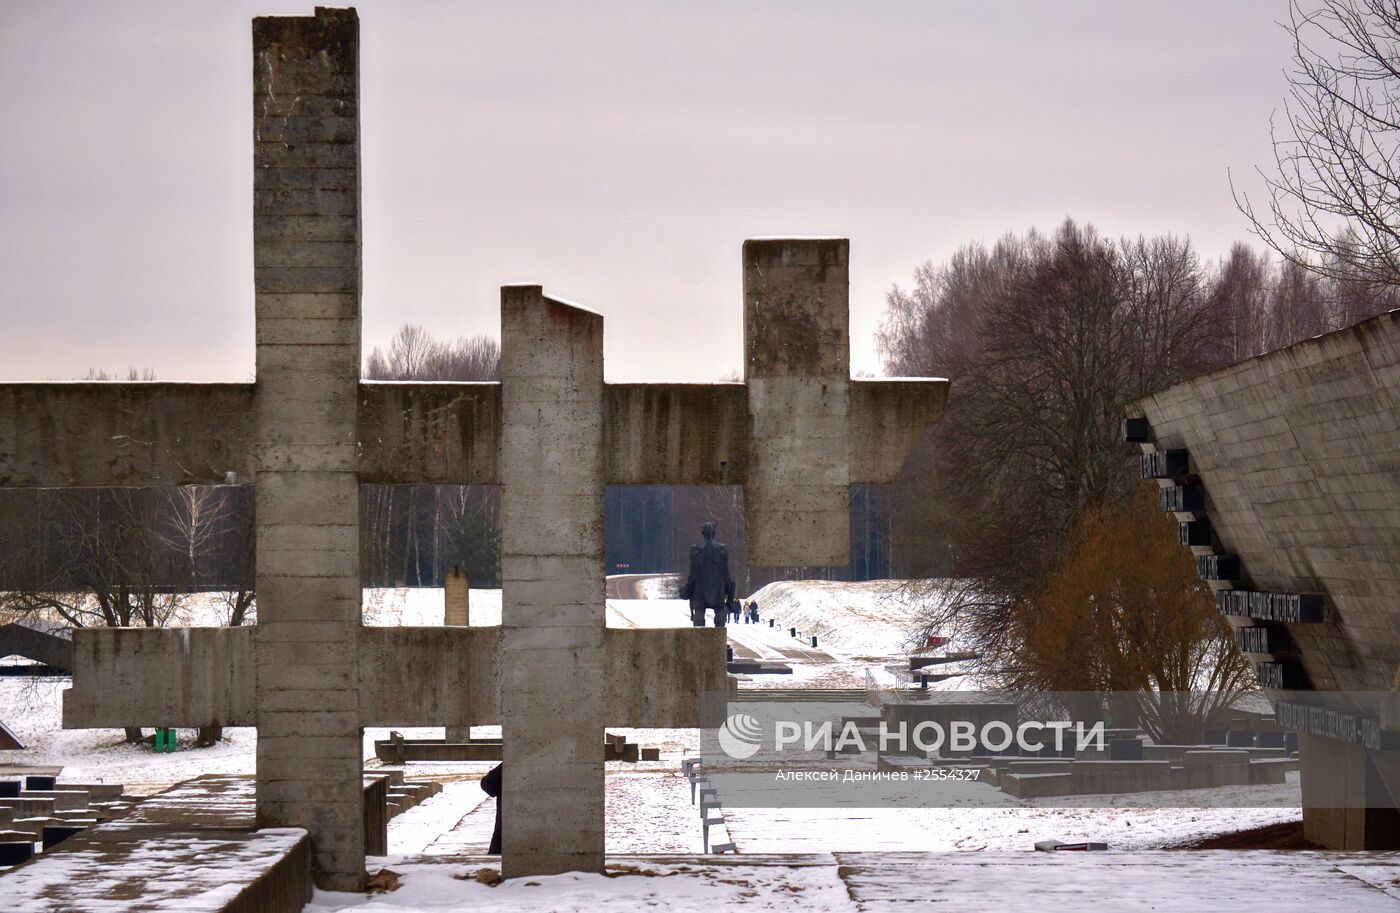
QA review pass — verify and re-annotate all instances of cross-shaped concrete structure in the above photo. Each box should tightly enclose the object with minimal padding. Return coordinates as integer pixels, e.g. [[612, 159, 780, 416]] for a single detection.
[[0, 7, 947, 890]]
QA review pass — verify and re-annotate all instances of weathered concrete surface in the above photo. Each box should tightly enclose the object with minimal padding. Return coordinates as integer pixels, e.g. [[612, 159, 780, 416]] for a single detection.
[[604, 383, 750, 485], [1297, 733, 1394, 850], [0, 776, 312, 913], [0, 376, 943, 489], [359, 627, 500, 727], [62, 628, 256, 728], [357, 382, 501, 484], [61, 625, 503, 730], [499, 286, 609, 876], [603, 628, 731, 728], [1135, 310, 1400, 693], [744, 239, 851, 566], [850, 379, 947, 483], [251, 7, 364, 891], [0, 383, 254, 487], [495, 289, 738, 876]]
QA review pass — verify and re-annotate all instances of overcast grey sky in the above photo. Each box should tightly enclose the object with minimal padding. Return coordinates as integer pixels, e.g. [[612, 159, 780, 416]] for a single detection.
[[0, 1, 1295, 381]]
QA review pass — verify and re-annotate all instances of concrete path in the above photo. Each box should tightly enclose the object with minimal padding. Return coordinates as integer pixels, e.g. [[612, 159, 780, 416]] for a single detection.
[[330, 851, 1400, 911]]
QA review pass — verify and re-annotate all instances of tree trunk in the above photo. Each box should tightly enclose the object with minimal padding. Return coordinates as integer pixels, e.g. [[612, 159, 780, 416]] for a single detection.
[[123, 726, 145, 744], [195, 724, 223, 747]]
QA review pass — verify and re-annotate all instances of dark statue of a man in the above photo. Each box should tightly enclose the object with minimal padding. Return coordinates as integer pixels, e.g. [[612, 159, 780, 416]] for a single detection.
[[680, 521, 735, 627]]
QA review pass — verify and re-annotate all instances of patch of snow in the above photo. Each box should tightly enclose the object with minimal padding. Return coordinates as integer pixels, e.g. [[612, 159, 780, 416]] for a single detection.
[[744, 579, 940, 658]]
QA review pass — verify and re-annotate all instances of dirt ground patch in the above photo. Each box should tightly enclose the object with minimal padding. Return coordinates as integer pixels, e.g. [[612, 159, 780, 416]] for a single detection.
[[1170, 819, 1318, 850]]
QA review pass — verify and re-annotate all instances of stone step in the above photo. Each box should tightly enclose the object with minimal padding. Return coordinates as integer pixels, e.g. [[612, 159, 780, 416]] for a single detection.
[[0, 798, 55, 817], [56, 783, 123, 801], [0, 840, 35, 867], [9, 816, 61, 838], [396, 782, 435, 801], [22, 789, 90, 811], [51, 810, 101, 824]]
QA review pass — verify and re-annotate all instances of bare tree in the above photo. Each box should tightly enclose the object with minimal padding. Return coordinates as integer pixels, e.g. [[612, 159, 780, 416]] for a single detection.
[[1206, 243, 1276, 364], [881, 221, 1218, 670], [0, 485, 255, 745], [365, 324, 501, 381], [1236, 0, 1400, 283]]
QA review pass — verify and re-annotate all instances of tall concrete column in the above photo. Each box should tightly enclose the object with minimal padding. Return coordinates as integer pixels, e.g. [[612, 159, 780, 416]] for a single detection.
[[499, 286, 606, 876], [743, 239, 851, 566], [444, 566, 471, 742], [251, 8, 364, 891]]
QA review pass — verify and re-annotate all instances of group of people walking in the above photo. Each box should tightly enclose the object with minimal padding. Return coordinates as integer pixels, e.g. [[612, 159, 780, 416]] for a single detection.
[[727, 598, 760, 624]]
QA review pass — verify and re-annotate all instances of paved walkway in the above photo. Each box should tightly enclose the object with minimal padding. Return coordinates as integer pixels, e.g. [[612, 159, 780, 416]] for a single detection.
[[345, 851, 1400, 912], [424, 797, 496, 854]]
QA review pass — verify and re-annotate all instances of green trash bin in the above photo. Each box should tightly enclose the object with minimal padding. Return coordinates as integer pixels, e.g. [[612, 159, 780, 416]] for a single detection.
[[154, 728, 177, 753]]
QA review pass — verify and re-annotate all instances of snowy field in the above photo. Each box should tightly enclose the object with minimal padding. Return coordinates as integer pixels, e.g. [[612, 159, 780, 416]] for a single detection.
[[0, 580, 1331, 912]]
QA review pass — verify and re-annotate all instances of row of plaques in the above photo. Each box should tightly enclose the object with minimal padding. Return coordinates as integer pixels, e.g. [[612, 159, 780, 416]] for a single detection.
[[1275, 699, 1400, 751], [1218, 589, 1325, 624], [1128, 417, 1318, 693]]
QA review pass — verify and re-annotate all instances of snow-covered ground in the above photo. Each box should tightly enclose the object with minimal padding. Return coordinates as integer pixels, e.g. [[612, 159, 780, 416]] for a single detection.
[[0, 578, 1316, 912], [302, 851, 1400, 913], [743, 579, 933, 658]]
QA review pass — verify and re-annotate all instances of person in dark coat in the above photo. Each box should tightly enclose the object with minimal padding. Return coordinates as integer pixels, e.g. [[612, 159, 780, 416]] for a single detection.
[[679, 521, 735, 627], [481, 763, 503, 855], [748, 599, 760, 624]]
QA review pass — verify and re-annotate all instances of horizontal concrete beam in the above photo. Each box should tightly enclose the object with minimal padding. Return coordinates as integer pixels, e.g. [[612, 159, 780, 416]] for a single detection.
[[357, 382, 501, 485], [849, 379, 948, 484], [603, 627, 731, 728], [359, 626, 501, 726], [62, 624, 508, 730], [0, 383, 255, 487], [604, 383, 749, 485], [63, 626, 257, 728], [62, 623, 730, 731], [5, 378, 947, 489]]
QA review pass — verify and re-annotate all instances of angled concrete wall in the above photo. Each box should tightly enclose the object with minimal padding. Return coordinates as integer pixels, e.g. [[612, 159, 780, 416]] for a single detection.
[[1136, 310, 1400, 692], [1136, 308, 1400, 849]]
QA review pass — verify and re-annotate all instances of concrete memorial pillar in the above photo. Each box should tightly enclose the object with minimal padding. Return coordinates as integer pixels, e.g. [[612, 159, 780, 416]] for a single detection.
[[499, 286, 607, 875], [743, 239, 851, 566], [251, 7, 365, 891]]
